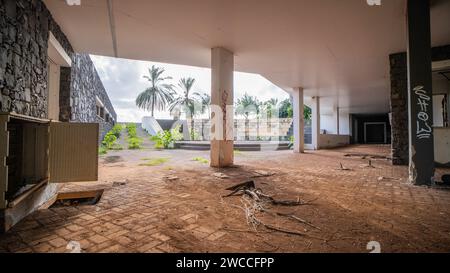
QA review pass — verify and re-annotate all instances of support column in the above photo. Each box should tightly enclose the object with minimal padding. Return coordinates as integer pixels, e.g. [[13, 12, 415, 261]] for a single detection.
[[406, 0, 434, 185], [335, 106, 340, 135], [311, 96, 320, 150], [292, 87, 305, 153], [210, 47, 234, 167]]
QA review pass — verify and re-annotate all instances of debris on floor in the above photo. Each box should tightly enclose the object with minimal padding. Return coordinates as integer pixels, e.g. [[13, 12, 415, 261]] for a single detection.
[[377, 176, 395, 181], [337, 162, 352, 171], [112, 180, 128, 187], [344, 153, 391, 160], [50, 189, 104, 208], [251, 170, 276, 178], [163, 175, 179, 181], [222, 181, 320, 238], [213, 172, 230, 179], [360, 160, 376, 168]]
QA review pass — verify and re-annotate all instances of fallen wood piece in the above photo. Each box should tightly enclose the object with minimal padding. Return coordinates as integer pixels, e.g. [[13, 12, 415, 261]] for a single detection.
[[225, 180, 255, 191], [57, 190, 104, 200], [223, 181, 255, 197], [251, 170, 275, 178], [244, 189, 261, 201], [163, 175, 179, 181], [276, 212, 322, 231], [112, 180, 128, 187], [265, 195, 317, 206], [338, 162, 352, 171], [263, 223, 306, 237], [344, 153, 391, 160], [360, 159, 376, 168]]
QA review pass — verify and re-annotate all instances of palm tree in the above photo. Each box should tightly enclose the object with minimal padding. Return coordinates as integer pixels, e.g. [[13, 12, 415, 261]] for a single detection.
[[235, 93, 260, 140], [193, 92, 211, 140], [263, 98, 278, 135], [170, 77, 201, 140], [263, 98, 279, 119], [136, 65, 175, 117], [194, 92, 211, 118]]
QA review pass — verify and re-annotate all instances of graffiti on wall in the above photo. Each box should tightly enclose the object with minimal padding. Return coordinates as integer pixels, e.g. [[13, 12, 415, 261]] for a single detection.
[[414, 86, 432, 139]]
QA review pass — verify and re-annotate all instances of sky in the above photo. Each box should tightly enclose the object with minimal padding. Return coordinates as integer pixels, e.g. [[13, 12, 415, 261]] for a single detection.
[[90, 55, 289, 122]]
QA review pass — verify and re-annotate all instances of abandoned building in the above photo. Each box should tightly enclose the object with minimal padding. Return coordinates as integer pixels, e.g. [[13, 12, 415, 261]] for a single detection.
[[0, 0, 116, 232], [0, 0, 449, 253]]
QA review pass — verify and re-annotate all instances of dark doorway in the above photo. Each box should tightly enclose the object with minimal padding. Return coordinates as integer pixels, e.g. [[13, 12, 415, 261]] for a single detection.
[[364, 122, 387, 144], [350, 114, 391, 144]]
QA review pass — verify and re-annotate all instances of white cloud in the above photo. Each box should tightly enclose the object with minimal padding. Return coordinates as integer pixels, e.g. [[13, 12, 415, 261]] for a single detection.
[[90, 55, 289, 122]]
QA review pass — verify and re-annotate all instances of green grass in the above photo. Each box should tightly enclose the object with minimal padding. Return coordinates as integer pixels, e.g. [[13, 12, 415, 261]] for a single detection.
[[99, 146, 108, 155], [139, 157, 170, 166], [110, 143, 124, 150], [234, 149, 243, 155], [128, 137, 143, 149], [192, 157, 209, 164]]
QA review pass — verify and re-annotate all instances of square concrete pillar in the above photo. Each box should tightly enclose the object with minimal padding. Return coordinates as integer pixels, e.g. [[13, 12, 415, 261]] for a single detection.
[[406, 0, 434, 185], [311, 96, 320, 150], [292, 87, 305, 153], [210, 47, 234, 167], [335, 106, 340, 135]]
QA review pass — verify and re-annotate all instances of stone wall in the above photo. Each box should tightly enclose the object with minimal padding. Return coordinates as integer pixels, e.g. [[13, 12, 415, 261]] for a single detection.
[[0, 0, 116, 142], [0, 0, 73, 118], [389, 44, 450, 165], [60, 54, 117, 141]]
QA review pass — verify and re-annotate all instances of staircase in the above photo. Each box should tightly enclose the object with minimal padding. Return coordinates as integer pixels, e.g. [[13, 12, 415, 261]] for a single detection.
[[174, 141, 290, 151]]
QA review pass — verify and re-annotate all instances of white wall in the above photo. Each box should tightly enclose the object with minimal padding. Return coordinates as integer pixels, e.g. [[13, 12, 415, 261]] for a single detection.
[[434, 128, 450, 165], [339, 110, 350, 135], [321, 114, 336, 134], [318, 134, 350, 149]]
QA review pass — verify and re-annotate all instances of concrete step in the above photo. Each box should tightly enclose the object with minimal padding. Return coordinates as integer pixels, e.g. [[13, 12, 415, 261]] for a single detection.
[[175, 142, 291, 151]]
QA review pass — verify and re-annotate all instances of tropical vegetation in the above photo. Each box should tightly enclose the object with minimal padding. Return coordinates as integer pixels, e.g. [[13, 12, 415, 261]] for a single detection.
[[151, 125, 183, 149], [170, 77, 203, 140], [136, 65, 175, 117]]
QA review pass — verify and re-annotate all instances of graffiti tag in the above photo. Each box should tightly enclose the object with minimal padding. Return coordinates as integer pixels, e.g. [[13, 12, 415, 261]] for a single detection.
[[414, 86, 432, 139]]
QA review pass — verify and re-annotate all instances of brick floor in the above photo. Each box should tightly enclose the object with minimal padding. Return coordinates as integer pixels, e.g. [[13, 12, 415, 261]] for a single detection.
[[0, 145, 449, 252]]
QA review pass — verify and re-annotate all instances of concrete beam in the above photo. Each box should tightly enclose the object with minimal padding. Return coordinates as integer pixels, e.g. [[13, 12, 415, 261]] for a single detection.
[[210, 47, 234, 167], [406, 0, 435, 185], [293, 87, 305, 153]]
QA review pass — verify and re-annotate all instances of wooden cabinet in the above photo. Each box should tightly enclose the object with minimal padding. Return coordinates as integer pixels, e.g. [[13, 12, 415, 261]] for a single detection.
[[0, 113, 99, 209]]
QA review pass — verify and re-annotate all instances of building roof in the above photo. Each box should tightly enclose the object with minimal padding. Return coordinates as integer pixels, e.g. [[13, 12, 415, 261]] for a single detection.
[[44, 0, 450, 114]]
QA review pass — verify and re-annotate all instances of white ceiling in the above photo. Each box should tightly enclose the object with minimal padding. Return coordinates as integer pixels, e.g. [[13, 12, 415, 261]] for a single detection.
[[44, 0, 450, 114]]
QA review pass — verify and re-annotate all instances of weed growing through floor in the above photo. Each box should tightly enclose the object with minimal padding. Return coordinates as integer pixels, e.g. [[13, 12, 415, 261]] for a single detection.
[[98, 146, 108, 155], [110, 144, 123, 150], [128, 137, 143, 149], [99, 125, 125, 154], [126, 123, 143, 149], [193, 157, 209, 164], [139, 157, 170, 166], [111, 124, 124, 138]]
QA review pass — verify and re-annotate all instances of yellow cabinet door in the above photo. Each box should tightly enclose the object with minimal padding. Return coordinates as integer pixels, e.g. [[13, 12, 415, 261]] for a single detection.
[[49, 122, 99, 183]]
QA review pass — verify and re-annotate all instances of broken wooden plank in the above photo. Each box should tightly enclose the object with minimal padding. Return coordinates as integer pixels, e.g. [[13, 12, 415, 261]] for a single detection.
[[57, 189, 104, 200]]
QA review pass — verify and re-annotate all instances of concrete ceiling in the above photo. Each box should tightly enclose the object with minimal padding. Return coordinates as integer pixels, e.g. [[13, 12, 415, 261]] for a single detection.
[[44, 0, 450, 114]]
